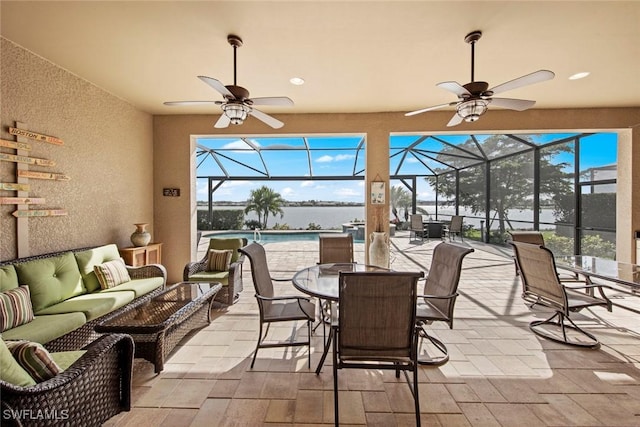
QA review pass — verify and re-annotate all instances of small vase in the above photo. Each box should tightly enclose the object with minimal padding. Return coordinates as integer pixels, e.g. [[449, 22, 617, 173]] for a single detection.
[[131, 223, 151, 247], [369, 231, 389, 268]]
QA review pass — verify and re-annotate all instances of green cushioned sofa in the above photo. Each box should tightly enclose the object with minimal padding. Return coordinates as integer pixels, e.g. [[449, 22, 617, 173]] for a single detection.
[[183, 238, 246, 305], [0, 244, 167, 352]]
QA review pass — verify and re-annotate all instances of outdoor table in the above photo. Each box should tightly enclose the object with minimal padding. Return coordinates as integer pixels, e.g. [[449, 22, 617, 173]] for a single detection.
[[292, 263, 389, 374], [556, 255, 640, 314]]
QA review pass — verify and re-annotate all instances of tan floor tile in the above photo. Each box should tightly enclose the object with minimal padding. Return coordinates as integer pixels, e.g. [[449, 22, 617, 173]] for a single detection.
[[136, 378, 181, 407], [208, 379, 239, 398], [188, 398, 229, 426], [458, 402, 501, 427], [362, 390, 393, 412], [485, 402, 546, 426], [265, 399, 296, 423], [419, 383, 461, 413], [159, 409, 198, 427], [294, 390, 325, 424]]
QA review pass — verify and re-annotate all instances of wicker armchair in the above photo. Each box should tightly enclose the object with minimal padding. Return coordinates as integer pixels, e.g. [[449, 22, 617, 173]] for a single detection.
[[1, 333, 134, 427], [183, 238, 247, 305]]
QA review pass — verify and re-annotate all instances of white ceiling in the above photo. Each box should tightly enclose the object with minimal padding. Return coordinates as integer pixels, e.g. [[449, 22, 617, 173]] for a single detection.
[[2, 1, 639, 118]]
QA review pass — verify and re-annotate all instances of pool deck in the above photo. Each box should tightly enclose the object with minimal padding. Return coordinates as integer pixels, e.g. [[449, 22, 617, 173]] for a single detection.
[[107, 232, 640, 426]]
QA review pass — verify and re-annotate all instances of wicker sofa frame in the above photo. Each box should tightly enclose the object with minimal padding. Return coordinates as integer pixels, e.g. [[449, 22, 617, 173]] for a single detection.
[[1, 333, 134, 427], [0, 246, 167, 352], [183, 238, 247, 305]]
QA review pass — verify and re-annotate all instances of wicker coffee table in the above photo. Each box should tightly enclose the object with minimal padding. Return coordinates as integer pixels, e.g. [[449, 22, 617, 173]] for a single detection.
[[96, 282, 222, 373]]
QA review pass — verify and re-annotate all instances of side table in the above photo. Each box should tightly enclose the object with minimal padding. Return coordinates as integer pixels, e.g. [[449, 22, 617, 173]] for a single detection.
[[120, 243, 162, 266]]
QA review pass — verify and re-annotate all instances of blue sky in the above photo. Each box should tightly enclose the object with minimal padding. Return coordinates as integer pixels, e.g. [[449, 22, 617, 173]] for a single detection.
[[196, 132, 617, 203]]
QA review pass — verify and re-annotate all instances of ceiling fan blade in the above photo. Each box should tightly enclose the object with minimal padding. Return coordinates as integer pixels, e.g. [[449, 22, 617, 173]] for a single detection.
[[250, 96, 294, 106], [249, 108, 284, 129], [447, 113, 464, 127], [490, 97, 536, 111], [437, 81, 471, 98], [198, 76, 235, 99], [214, 114, 231, 129], [405, 102, 458, 117], [163, 101, 219, 106], [489, 70, 555, 95]]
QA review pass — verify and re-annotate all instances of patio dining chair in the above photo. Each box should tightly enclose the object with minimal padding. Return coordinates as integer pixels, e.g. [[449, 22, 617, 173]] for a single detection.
[[317, 233, 354, 331], [239, 242, 316, 368], [333, 270, 424, 426], [409, 214, 427, 243], [510, 241, 611, 348], [416, 242, 474, 365], [442, 215, 464, 241], [507, 230, 578, 281]]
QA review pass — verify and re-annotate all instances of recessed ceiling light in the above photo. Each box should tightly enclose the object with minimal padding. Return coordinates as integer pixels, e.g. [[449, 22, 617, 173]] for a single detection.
[[569, 72, 590, 80], [290, 77, 305, 85]]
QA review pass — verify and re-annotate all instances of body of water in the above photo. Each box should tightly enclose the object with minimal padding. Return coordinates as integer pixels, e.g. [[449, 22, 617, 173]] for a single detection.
[[202, 205, 557, 230], [205, 230, 348, 243]]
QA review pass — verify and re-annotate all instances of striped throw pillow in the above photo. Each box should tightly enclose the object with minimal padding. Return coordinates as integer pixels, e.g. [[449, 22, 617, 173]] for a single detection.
[[94, 258, 131, 289], [6, 340, 61, 383], [207, 249, 233, 272], [0, 286, 34, 332]]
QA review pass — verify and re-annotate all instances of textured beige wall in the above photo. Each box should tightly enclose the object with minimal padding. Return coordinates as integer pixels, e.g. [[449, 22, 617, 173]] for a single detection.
[[1, 38, 154, 260], [155, 108, 639, 282]]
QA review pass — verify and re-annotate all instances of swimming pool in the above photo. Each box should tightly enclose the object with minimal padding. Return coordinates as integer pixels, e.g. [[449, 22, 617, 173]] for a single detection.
[[205, 230, 353, 244]]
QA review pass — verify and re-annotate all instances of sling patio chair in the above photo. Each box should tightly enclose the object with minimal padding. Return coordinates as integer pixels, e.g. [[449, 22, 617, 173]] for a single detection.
[[507, 230, 578, 281], [333, 270, 424, 426], [510, 241, 611, 348], [317, 233, 354, 332], [239, 242, 316, 368], [416, 242, 474, 365], [409, 214, 427, 243], [442, 215, 464, 241]]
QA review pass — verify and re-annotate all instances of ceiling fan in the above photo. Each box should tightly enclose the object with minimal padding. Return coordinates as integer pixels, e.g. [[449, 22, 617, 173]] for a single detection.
[[405, 31, 555, 127], [164, 34, 293, 129]]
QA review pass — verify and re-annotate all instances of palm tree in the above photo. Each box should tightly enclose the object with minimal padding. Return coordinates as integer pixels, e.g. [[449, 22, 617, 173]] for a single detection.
[[390, 185, 412, 222], [244, 186, 285, 229]]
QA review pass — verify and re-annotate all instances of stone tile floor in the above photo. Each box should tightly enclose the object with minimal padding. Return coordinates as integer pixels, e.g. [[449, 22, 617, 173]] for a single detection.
[[105, 233, 640, 426]]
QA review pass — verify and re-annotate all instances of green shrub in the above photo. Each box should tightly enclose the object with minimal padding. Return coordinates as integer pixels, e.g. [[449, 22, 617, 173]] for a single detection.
[[307, 222, 322, 230], [197, 210, 244, 230], [244, 220, 261, 230]]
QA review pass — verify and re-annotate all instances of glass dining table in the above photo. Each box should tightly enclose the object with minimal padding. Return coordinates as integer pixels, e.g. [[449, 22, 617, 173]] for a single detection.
[[292, 262, 389, 374], [555, 255, 640, 314]]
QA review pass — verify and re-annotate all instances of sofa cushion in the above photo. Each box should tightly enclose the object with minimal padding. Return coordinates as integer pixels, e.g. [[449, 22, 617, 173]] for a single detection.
[[0, 265, 19, 292], [207, 249, 232, 272], [187, 270, 229, 285], [0, 338, 36, 387], [208, 238, 243, 263], [0, 286, 35, 332], [1, 312, 87, 344], [14, 252, 85, 312], [6, 340, 61, 383], [51, 350, 87, 371], [75, 244, 122, 292], [35, 291, 135, 321], [97, 277, 163, 298], [94, 258, 131, 289]]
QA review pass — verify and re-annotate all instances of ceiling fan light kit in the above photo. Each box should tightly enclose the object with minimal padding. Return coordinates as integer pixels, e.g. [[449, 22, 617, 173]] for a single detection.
[[163, 34, 293, 129], [406, 30, 555, 126]]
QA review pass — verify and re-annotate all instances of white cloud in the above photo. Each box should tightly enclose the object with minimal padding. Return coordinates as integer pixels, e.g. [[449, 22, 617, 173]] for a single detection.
[[281, 187, 296, 197], [300, 181, 314, 187], [316, 155, 333, 163], [406, 157, 419, 163], [221, 139, 260, 152], [334, 188, 362, 198], [315, 154, 356, 163]]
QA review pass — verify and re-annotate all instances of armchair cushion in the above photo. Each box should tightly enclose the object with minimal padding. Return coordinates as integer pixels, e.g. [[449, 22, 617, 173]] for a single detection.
[[207, 249, 232, 272], [0, 338, 36, 387], [187, 270, 229, 285], [1, 312, 87, 344], [0, 286, 34, 332], [5, 340, 61, 382], [94, 258, 131, 289], [209, 238, 244, 262]]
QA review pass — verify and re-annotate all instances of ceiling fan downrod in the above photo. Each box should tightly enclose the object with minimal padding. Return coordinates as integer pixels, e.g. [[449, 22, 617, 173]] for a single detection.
[[465, 31, 482, 83], [227, 34, 243, 87]]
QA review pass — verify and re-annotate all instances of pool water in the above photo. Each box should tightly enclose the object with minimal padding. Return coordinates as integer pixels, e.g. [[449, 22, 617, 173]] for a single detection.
[[205, 231, 342, 244]]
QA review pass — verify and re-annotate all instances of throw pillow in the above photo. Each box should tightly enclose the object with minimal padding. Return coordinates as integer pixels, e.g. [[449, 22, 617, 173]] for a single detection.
[[0, 286, 35, 332], [5, 340, 61, 383], [94, 258, 131, 289], [207, 249, 232, 272], [0, 338, 36, 387]]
